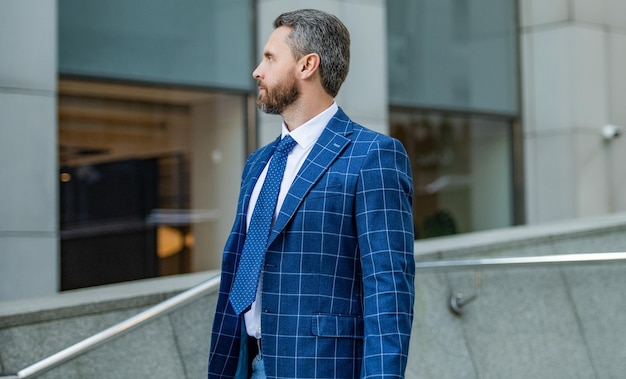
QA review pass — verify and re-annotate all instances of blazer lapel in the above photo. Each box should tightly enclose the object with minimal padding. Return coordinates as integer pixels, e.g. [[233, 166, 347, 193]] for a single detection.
[[268, 109, 354, 244]]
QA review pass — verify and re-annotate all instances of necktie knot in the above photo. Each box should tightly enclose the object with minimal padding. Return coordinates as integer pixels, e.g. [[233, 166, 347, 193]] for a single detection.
[[276, 135, 297, 154]]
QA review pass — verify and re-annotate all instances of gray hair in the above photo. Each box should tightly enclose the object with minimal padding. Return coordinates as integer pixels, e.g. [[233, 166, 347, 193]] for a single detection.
[[274, 9, 350, 98]]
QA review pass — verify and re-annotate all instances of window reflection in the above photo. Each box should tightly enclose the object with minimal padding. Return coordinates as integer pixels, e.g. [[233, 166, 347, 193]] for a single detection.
[[58, 78, 245, 289], [391, 108, 515, 239]]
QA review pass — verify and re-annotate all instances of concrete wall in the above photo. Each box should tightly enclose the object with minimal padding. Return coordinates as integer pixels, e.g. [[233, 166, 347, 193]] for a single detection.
[[520, 0, 626, 223], [0, 0, 58, 301], [2, 214, 626, 378], [410, 212, 626, 378], [0, 272, 219, 379]]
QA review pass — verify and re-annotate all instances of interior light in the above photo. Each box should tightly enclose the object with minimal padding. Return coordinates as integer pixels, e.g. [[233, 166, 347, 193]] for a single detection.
[[157, 226, 184, 258]]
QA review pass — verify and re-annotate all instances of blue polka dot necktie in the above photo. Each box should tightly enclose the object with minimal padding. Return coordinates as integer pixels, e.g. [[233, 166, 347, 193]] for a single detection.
[[229, 135, 297, 315]]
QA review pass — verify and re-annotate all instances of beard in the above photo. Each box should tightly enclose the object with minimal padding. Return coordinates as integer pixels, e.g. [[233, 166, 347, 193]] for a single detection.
[[257, 74, 300, 115]]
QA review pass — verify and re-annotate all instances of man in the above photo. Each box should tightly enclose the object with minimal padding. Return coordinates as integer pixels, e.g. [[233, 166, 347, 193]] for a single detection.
[[208, 9, 415, 378]]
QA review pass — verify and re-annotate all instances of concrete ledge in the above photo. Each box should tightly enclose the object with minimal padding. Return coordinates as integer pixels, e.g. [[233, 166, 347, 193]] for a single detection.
[[0, 271, 220, 378], [0, 270, 219, 329], [414, 212, 626, 258]]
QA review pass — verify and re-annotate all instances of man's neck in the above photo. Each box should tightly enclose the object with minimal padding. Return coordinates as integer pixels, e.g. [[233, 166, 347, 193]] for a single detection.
[[282, 99, 334, 132]]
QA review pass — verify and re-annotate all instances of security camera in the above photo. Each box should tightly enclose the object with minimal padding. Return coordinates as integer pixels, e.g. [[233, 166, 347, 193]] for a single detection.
[[602, 124, 623, 140]]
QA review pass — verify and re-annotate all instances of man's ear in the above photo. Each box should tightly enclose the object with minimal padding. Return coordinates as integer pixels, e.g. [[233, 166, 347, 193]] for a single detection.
[[298, 53, 320, 79]]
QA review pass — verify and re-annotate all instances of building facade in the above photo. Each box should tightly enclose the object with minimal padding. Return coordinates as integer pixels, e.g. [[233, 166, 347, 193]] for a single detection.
[[1, 0, 625, 302]]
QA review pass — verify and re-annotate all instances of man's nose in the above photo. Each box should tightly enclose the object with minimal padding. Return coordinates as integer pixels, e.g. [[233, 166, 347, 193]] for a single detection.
[[252, 64, 262, 79]]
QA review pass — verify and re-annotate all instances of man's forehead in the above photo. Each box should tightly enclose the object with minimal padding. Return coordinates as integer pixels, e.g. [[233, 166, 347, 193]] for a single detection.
[[263, 26, 292, 55], [267, 27, 291, 45]]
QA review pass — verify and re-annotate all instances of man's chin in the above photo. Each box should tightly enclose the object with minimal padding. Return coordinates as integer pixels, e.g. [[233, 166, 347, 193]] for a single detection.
[[257, 102, 281, 115]]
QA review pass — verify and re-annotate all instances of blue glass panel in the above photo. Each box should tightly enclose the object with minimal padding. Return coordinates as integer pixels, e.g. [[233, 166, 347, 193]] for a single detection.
[[59, 0, 253, 91], [388, 0, 519, 115]]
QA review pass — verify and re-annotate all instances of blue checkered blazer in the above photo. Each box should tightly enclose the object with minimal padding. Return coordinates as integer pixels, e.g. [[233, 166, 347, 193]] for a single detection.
[[208, 108, 415, 378]]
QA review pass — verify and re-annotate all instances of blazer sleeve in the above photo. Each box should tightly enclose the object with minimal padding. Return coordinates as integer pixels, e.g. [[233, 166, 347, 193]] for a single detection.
[[355, 136, 415, 378]]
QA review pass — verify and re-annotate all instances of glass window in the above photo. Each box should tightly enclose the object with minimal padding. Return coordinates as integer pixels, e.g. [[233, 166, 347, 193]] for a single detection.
[[387, 0, 521, 238], [57, 1, 254, 289], [387, 0, 518, 115], [391, 109, 515, 238], [58, 0, 254, 91], [58, 79, 247, 289]]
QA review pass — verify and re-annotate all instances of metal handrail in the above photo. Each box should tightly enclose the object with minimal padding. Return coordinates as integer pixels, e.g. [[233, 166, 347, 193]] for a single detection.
[[414, 251, 626, 271], [0, 274, 221, 379], [4, 251, 626, 378]]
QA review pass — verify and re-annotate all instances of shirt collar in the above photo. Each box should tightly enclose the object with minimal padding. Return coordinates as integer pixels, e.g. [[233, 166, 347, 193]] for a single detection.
[[280, 102, 338, 149]]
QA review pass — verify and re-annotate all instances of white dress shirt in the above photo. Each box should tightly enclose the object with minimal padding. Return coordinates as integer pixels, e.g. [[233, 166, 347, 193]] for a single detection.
[[244, 102, 338, 339]]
